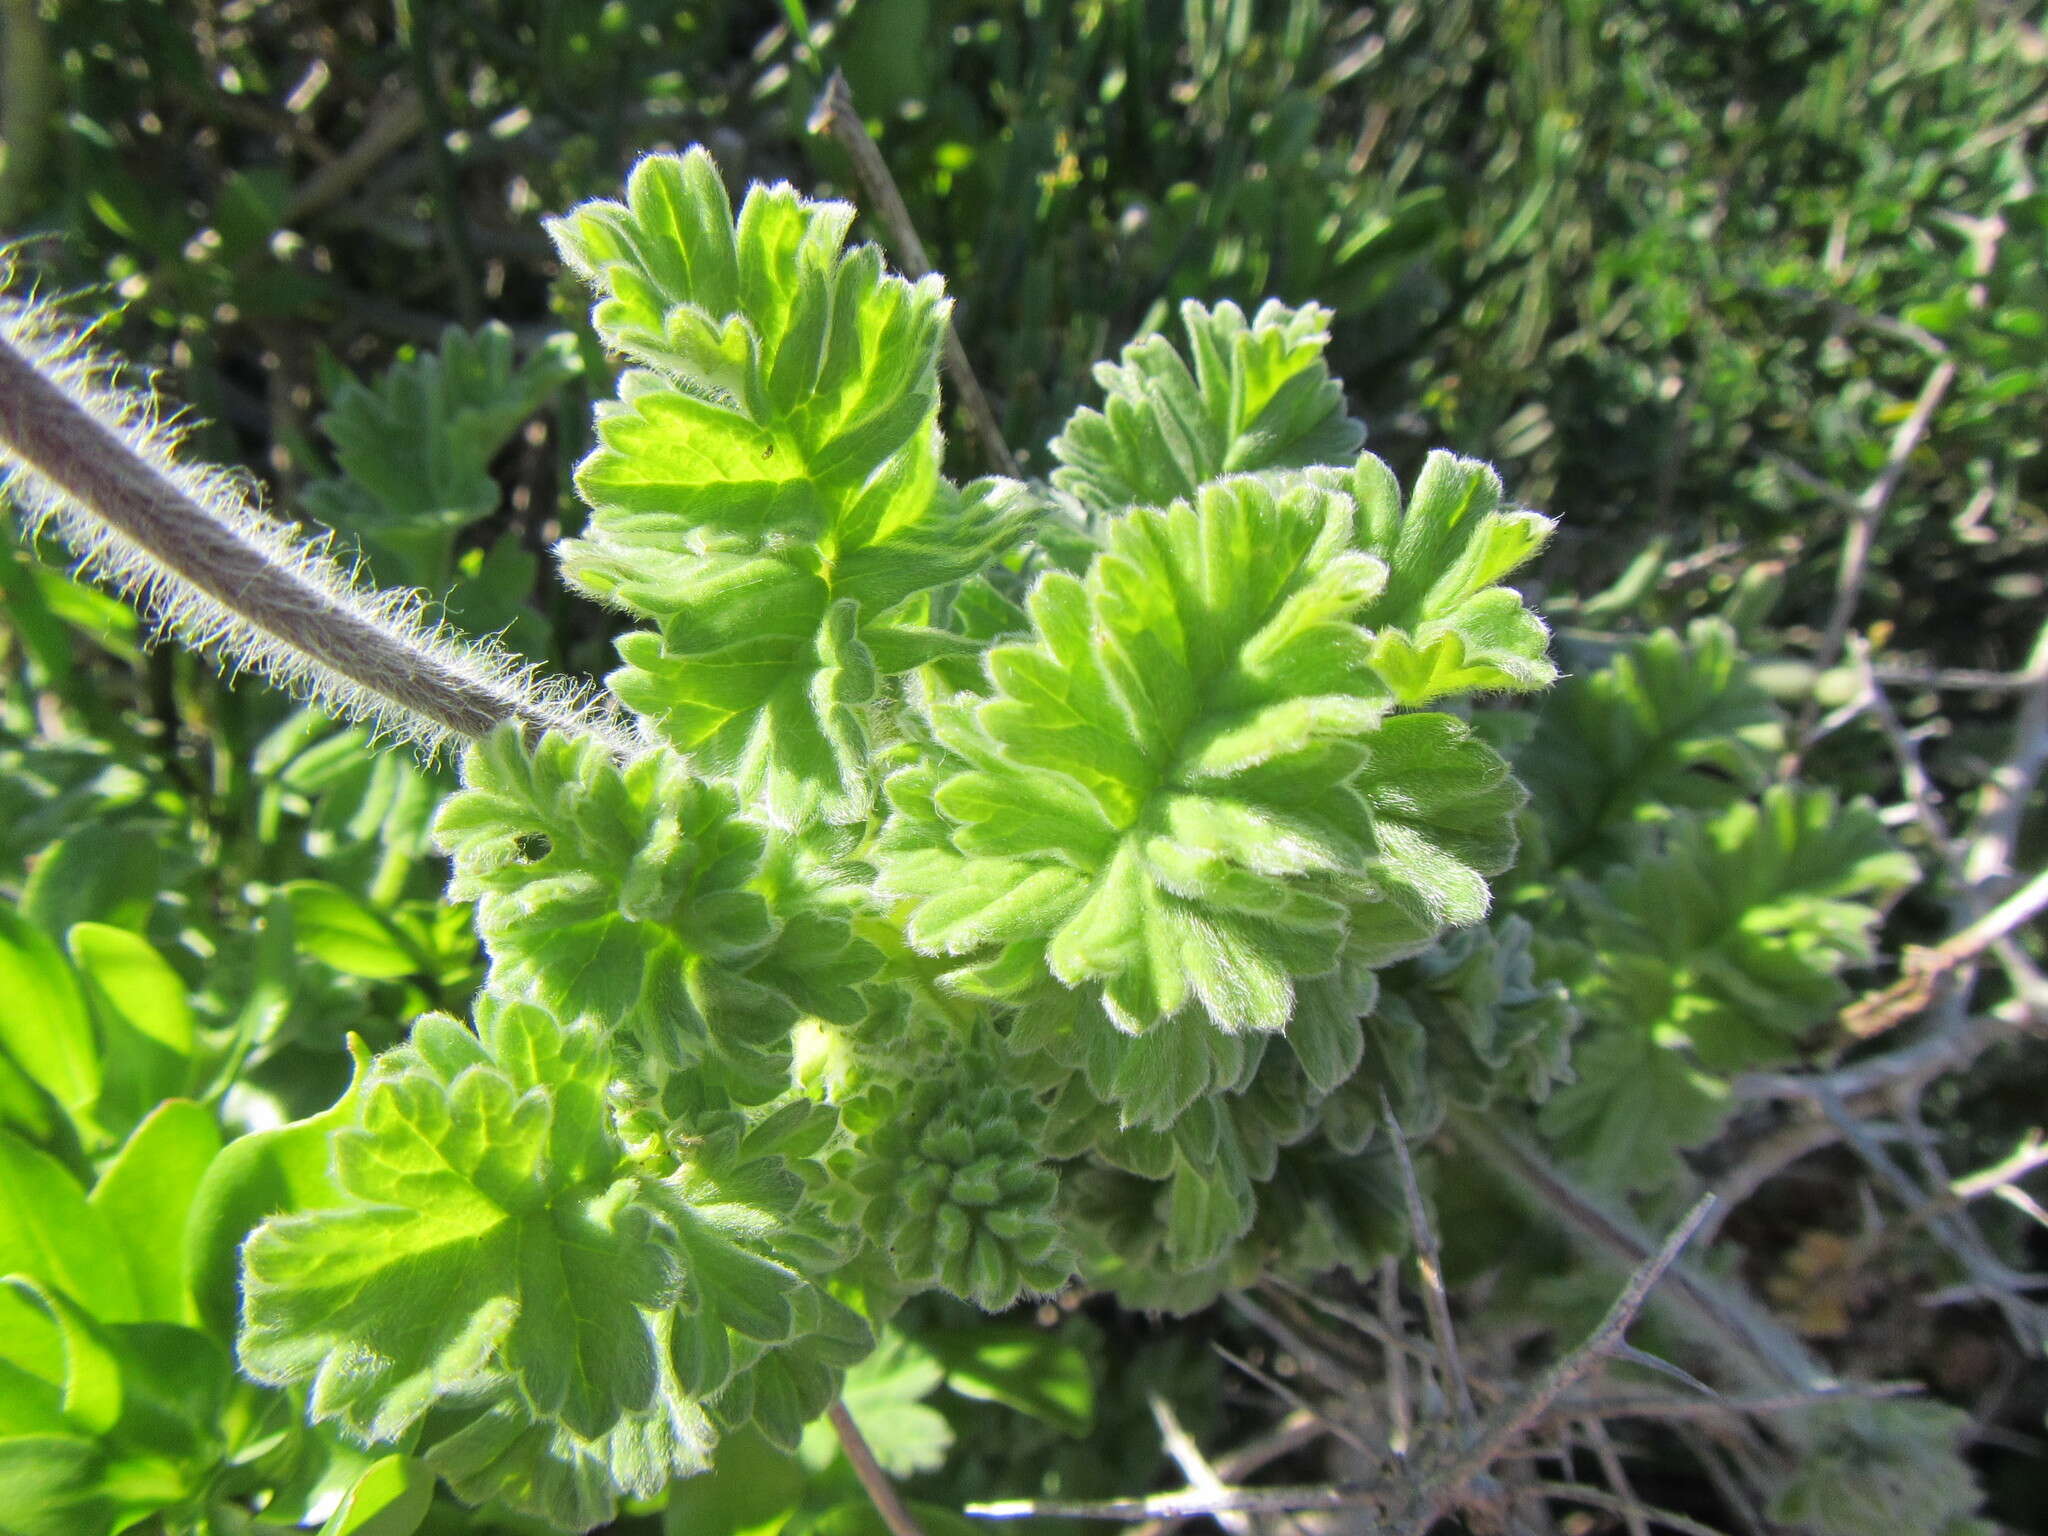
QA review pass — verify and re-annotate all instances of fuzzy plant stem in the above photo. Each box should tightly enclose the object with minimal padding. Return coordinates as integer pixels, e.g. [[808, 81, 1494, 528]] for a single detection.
[[0, 321, 617, 752]]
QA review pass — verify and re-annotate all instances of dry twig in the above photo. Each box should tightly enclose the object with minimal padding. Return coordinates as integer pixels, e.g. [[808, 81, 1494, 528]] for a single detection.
[[1579, 1416, 1652, 1536], [1811, 357, 1957, 683], [1522, 1480, 1732, 1536], [1393, 1197, 1717, 1535], [1447, 1109, 1825, 1393], [808, 71, 1022, 479], [1149, 1394, 1252, 1536], [1382, 1091, 1478, 1431], [830, 1400, 931, 1536], [1125, 1413, 1327, 1536]]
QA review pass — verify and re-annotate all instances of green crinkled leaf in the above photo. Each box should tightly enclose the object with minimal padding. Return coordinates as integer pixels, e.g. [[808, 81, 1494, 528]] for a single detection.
[[1539, 786, 1913, 1188], [1342, 451, 1557, 703], [1276, 912, 1576, 1161], [420, 1386, 710, 1534], [1061, 1133, 1407, 1315], [1050, 299, 1364, 513], [1769, 1400, 1989, 1536], [1531, 1025, 1728, 1191], [883, 474, 1388, 1041], [456, 1118, 861, 1529], [1390, 917, 1578, 1110], [239, 1001, 682, 1450], [308, 323, 578, 543], [549, 149, 1031, 825], [1517, 619, 1783, 873], [1588, 785, 1916, 1069], [435, 729, 876, 1092], [881, 468, 1535, 1128], [239, 1000, 869, 1530], [1348, 711, 1526, 960], [627, 1103, 873, 1452]]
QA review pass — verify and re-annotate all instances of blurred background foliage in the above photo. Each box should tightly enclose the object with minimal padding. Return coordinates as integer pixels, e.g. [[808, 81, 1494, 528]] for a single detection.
[[9, 0, 2043, 662]]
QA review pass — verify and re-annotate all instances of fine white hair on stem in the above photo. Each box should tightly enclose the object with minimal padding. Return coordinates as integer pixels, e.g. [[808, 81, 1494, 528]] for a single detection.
[[0, 262, 633, 757]]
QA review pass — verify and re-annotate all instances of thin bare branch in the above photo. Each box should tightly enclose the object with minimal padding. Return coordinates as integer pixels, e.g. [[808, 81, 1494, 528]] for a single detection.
[[1839, 867, 2048, 1039], [1812, 356, 1958, 682], [1257, 1276, 1458, 1380], [1874, 663, 2045, 693], [284, 85, 426, 223], [1579, 1417, 1651, 1536], [1559, 1382, 1918, 1423], [1125, 1413, 1326, 1536], [1677, 1429, 1770, 1536], [1965, 619, 2048, 892], [1760, 991, 2037, 1107], [1382, 1090, 1478, 1432], [1695, 1116, 1906, 1248], [1396, 1198, 1717, 1535], [1211, 1341, 1382, 1464], [808, 71, 1022, 480], [1853, 637, 1962, 863], [1149, 1394, 1251, 1536], [1809, 1082, 2048, 1347], [830, 1400, 932, 1536], [967, 1483, 1383, 1522], [1953, 1130, 2048, 1203], [1523, 1481, 1732, 1536], [1446, 1108, 1825, 1392], [1381, 1258, 1414, 1459]]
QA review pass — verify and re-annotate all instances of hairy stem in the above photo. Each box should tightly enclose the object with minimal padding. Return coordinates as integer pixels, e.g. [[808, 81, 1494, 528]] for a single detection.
[[0, 327, 604, 748]]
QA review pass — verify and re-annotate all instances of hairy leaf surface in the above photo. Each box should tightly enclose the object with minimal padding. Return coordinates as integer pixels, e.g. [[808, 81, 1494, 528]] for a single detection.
[[550, 150, 1029, 824], [435, 729, 875, 1093], [881, 467, 1531, 1126], [1050, 299, 1364, 512]]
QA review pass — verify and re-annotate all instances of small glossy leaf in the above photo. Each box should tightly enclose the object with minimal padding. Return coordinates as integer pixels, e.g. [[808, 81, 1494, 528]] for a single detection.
[[283, 880, 423, 980], [833, 1331, 952, 1477], [68, 924, 194, 1124], [184, 1035, 370, 1339], [0, 1130, 136, 1321], [317, 1453, 435, 1536], [926, 1324, 1095, 1436], [3, 1279, 122, 1435], [88, 1100, 221, 1325], [0, 907, 101, 1144], [21, 827, 161, 936]]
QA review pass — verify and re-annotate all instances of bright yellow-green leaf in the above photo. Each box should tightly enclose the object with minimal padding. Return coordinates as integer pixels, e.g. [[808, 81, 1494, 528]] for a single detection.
[[317, 1453, 436, 1536], [68, 924, 194, 1123], [282, 880, 422, 980], [0, 907, 101, 1145], [88, 1101, 221, 1325], [0, 1130, 136, 1322]]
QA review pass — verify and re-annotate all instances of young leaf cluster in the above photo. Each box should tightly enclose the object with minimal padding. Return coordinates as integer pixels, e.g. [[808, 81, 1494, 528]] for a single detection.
[[198, 148, 1584, 1529], [9, 141, 1960, 1536]]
